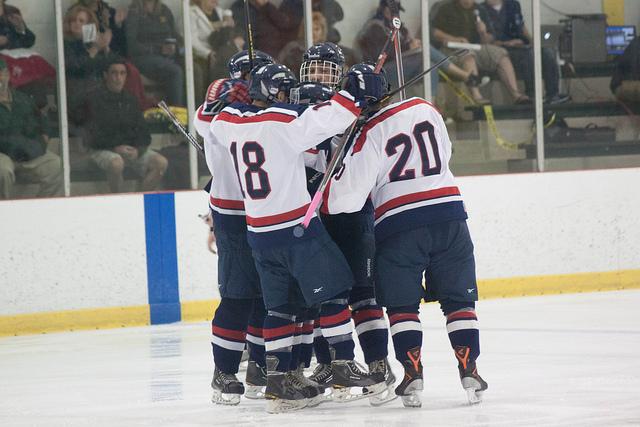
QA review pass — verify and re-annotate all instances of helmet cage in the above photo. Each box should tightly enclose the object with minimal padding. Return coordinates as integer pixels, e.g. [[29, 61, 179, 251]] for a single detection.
[[300, 60, 343, 88]]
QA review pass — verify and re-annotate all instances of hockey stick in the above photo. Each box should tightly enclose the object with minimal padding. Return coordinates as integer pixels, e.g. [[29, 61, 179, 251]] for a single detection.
[[293, 48, 468, 237], [243, 0, 255, 69], [157, 101, 204, 155], [294, 22, 404, 236], [388, 0, 406, 100]]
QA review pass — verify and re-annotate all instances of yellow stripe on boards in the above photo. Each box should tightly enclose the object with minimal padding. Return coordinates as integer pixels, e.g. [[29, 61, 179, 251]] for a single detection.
[[180, 299, 220, 322], [0, 305, 149, 337]]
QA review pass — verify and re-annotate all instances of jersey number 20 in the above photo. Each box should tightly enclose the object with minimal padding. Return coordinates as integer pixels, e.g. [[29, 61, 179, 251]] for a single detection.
[[230, 141, 271, 199], [385, 120, 442, 182]]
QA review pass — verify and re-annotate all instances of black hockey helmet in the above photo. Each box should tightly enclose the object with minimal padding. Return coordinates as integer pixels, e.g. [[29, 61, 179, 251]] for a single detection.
[[300, 42, 345, 87], [346, 62, 390, 104], [249, 63, 298, 104], [290, 82, 335, 105], [227, 50, 275, 80]]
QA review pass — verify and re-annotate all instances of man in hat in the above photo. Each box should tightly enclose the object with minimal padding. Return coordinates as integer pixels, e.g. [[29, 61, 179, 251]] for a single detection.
[[0, 58, 63, 199]]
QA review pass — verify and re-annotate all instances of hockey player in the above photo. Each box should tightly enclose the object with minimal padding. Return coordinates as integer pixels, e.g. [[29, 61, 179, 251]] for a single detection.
[[324, 64, 488, 407], [193, 50, 274, 405], [209, 63, 386, 413], [301, 45, 395, 405]]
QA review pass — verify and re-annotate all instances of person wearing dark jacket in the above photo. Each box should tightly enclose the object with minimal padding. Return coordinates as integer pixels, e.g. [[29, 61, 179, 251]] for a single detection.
[[278, 0, 344, 45], [85, 58, 167, 193], [0, 0, 35, 50], [126, 0, 184, 106], [611, 37, 640, 103]]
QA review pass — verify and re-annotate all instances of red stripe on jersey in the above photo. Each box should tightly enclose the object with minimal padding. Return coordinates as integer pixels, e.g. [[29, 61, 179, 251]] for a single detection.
[[263, 324, 297, 339], [319, 309, 351, 327], [353, 98, 429, 154], [447, 311, 477, 322], [197, 105, 214, 123], [332, 92, 361, 116], [352, 309, 384, 324], [247, 326, 263, 337], [212, 326, 247, 341], [246, 204, 309, 227], [375, 186, 461, 219], [305, 148, 319, 154], [388, 313, 419, 325], [301, 323, 315, 334], [216, 110, 296, 124], [210, 195, 245, 210]]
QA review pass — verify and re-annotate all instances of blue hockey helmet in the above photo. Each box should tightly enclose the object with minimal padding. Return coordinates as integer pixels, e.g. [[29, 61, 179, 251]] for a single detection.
[[300, 42, 345, 87], [249, 63, 298, 104], [290, 82, 335, 105], [227, 50, 275, 80], [346, 62, 390, 104]]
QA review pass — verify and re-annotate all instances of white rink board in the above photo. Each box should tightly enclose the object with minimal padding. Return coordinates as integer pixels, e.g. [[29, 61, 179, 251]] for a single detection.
[[174, 191, 219, 302], [0, 195, 148, 315], [458, 168, 640, 279]]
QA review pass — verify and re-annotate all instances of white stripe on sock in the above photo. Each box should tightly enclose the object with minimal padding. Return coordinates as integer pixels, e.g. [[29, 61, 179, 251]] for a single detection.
[[390, 320, 422, 336], [446, 319, 479, 333]]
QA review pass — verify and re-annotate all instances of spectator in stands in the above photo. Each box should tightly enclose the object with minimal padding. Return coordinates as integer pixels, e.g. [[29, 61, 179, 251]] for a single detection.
[[126, 0, 184, 106], [356, 1, 423, 94], [0, 0, 35, 49], [75, 0, 128, 57], [190, 0, 240, 100], [478, 0, 568, 104], [611, 36, 640, 103], [279, 11, 357, 76], [84, 57, 167, 193], [279, 0, 344, 44], [0, 58, 63, 199], [230, 0, 295, 58], [433, 0, 529, 104], [430, 44, 490, 99], [64, 5, 112, 124]]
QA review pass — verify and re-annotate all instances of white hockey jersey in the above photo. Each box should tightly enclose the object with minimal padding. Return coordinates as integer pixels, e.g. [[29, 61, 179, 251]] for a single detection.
[[194, 103, 247, 233], [209, 90, 361, 249], [322, 97, 468, 242]]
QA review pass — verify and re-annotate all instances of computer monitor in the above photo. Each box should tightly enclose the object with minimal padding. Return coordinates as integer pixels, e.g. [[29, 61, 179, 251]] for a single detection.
[[606, 25, 636, 55]]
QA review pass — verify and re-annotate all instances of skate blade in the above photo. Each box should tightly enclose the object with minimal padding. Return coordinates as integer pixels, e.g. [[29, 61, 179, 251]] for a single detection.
[[368, 382, 399, 407], [306, 393, 328, 407], [265, 397, 308, 413], [461, 377, 484, 404], [398, 379, 423, 408], [211, 390, 241, 406], [244, 385, 266, 400], [331, 381, 386, 403]]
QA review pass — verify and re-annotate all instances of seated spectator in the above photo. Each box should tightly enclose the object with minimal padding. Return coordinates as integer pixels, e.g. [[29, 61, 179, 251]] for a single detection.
[[611, 36, 640, 103], [478, 0, 568, 104], [71, 0, 156, 109], [356, 0, 422, 93], [230, 0, 295, 58], [0, 58, 63, 199], [430, 44, 490, 99], [126, 0, 185, 106], [64, 5, 112, 124], [0, 0, 56, 106], [279, 0, 344, 44], [84, 57, 167, 193], [190, 0, 240, 101], [433, 0, 529, 104], [279, 11, 357, 76]]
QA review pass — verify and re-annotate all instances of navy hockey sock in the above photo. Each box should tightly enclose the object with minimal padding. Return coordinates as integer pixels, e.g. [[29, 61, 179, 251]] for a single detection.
[[442, 300, 480, 363], [313, 318, 332, 364], [297, 308, 316, 368], [263, 307, 297, 373], [289, 320, 304, 371], [387, 304, 423, 364], [350, 288, 389, 364], [319, 293, 355, 361], [211, 298, 253, 374], [246, 298, 266, 367]]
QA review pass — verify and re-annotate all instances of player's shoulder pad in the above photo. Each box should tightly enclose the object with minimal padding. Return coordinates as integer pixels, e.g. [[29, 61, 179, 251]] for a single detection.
[[271, 102, 307, 116]]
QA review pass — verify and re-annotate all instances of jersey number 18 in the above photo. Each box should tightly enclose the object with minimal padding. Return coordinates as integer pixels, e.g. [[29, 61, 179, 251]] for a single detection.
[[230, 141, 272, 199]]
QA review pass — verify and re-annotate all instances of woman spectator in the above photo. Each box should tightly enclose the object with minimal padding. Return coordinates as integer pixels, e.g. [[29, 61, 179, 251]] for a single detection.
[[63, 5, 112, 123], [0, 0, 35, 50], [190, 0, 240, 101], [126, 0, 184, 106]]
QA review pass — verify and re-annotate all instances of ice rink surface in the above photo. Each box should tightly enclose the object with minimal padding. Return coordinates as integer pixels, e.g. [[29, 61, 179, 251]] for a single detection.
[[1, 290, 639, 427]]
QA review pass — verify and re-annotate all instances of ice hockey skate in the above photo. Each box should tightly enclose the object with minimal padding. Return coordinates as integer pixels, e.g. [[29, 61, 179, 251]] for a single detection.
[[366, 358, 399, 406], [293, 364, 327, 407], [264, 356, 309, 413], [395, 347, 424, 408], [244, 360, 266, 399], [330, 360, 386, 403], [211, 368, 244, 406], [455, 346, 488, 404]]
